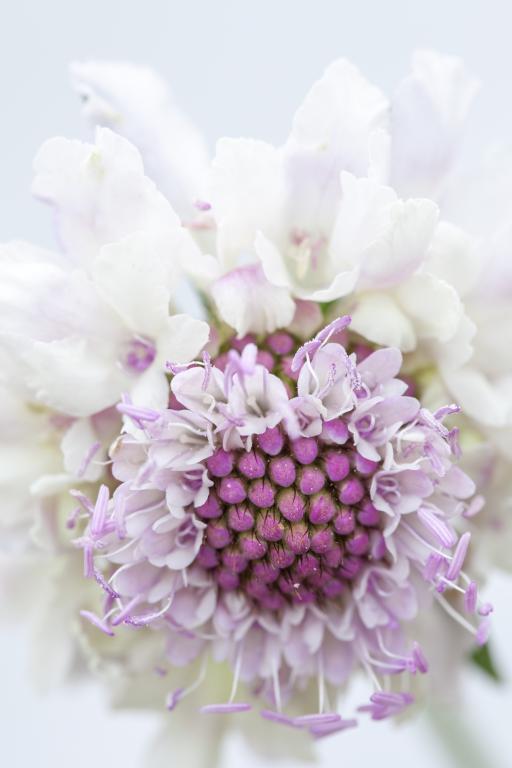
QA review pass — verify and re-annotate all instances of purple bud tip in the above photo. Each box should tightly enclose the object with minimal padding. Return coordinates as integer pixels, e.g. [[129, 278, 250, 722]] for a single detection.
[[227, 504, 254, 532], [323, 450, 350, 482], [269, 456, 297, 487], [291, 437, 319, 465], [248, 479, 276, 508], [309, 492, 336, 524], [257, 350, 275, 371], [252, 561, 280, 583], [222, 550, 248, 573], [338, 477, 365, 505], [334, 508, 355, 535], [238, 450, 266, 479], [346, 529, 370, 556], [206, 523, 232, 549], [196, 544, 220, 568], [216, 569, 240, 590], [269, 546, 295, 569], [284, 523, 311, 555], [240, 535, 268, 559], [206, 449, 234, 477], [218, 476, 247, 504], [357, 500, 380, 527], [195, 493, 223, 519], [310, 528, 334, 554], [257, 512, 284, 542], [299, 467, 325, 495], [266, 332, 294, 355], [257, 427, 284, 456], [278, 489, 306, 521]]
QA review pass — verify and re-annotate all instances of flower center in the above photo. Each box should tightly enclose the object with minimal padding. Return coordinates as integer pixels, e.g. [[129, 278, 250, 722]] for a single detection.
[[193, 330, 385, 613]]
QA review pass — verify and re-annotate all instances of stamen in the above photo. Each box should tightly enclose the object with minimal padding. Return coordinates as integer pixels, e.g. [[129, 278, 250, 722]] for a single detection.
[[80, 609, 114, 636], [445, 532, 471, 581]]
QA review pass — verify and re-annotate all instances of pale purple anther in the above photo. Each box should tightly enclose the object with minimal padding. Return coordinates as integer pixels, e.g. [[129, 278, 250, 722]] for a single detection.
[[446, 531, 471, 581], [201, 703, 252, 714], [464, 581, 478, 613]]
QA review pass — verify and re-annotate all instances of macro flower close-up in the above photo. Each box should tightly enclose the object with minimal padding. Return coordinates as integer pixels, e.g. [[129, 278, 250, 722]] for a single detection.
[[2, 3, 512, 767]]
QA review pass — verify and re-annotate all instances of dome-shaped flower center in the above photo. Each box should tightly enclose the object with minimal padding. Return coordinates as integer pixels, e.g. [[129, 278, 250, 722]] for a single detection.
[[191, 329, 385, 613], [196, 427, 383, 612]]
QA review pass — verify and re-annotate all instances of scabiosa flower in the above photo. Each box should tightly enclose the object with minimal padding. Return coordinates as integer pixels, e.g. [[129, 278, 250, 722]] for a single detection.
[[1, 48, 507, 767], [76, 316, 490, 734]]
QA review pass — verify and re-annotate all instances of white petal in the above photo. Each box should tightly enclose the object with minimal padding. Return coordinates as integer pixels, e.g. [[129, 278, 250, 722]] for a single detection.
[[27, 337, 127, 417], [330, 172, 397, 273], [350, 293, 416, 351], [32, 127, 177, 267], [256, 230, 359, 302], [130, 365, 170, 411], [291, 58, 389, 177], [391, 49, 480, 198], [442, 366, 511, 427], [60, 418, 104, 482], [157, 314, 210, 364], [212, 264, 295, 337], [425, 221, 479, 297], [359, 197, 439, 288], [93, 231, 177, 336], [71, 60, 210, 218], [331, 173, 438, 289], [209, 138, 283, 269], [394, 272, 462, 343]]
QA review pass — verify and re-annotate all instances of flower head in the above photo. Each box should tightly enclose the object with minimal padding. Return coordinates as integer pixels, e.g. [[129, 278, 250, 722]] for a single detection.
[[78, 318, 489, 731]]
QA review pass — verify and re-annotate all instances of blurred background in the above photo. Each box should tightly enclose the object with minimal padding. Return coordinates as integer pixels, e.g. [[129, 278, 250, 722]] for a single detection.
[[1, 1, 511, 766]]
